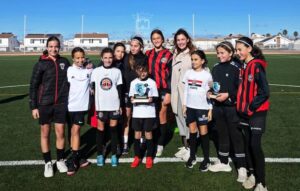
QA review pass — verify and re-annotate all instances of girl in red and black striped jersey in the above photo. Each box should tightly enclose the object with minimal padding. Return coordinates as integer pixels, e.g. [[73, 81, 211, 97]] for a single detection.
[[235, 37, 269, 191], [146, 29, 173, 157]]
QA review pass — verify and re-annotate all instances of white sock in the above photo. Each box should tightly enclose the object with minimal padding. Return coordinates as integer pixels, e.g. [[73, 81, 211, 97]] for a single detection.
[[123, 135, 128, 144], [157, 145, 164, 150]]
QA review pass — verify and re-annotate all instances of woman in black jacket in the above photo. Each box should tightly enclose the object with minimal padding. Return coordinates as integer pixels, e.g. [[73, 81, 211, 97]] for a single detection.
[[29, 36, 70, 178]]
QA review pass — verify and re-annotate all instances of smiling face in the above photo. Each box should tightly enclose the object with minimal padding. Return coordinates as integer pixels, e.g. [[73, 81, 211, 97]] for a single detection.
[[235, 42, 252, 62], [151, 33, 164, 49], [72, 51, 85, 67], [130, 40, 142, 55], [136, 68, 148, 80], [114, 46, 125, 61], [47, 40, 60, 57], [217, 46, 233, 63], [176, 34, 189, 50], [191, 54, 205, 71], [102, 52, 113, 67]]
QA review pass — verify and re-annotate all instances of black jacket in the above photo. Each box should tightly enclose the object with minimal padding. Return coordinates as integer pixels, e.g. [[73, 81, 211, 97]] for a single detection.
[[211, 61, 240, 106], [29, 55, 70, 110]]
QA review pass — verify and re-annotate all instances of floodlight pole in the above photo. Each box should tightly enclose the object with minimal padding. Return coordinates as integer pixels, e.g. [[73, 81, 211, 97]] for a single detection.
[[23, 15, 26, 55], [248, 14, 251, 37], [81, 15, 84, 39], [192, 14, 195, 39]]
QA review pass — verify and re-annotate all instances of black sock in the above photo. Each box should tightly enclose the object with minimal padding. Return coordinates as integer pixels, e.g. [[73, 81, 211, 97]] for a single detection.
[[43, 151, 51, 163], [189, 133, 197, 160], [96, 130, 105, 155], [71, 150, 79, 164], [110, 126, 118, 155], [158, 123, 167, 146], [201, 133, 210, 162], [134, 139, 141, 158], [56, 148, 64, 161], [146, 139, 154, 157]]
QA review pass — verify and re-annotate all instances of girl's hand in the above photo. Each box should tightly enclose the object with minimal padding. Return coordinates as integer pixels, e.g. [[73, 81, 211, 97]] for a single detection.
[[148, 97, 153, 103], [182, 105, 187, 118], [208, 109, 212, 122], [130, 97, 134, 103], [90, 89, 94, 95], [32, 109, 40, 119], [162, 93, 171, 105], [207, 91, 212, 98], [215, 93, 229, 102]]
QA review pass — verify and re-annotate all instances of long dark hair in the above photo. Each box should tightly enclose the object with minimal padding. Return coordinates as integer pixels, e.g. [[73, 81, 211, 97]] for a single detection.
[[236, 36, 265, 60], [191, 49, 208, 69], [113, 42, 126, 61], [174, 28, 196, 53], [43, 36, 61, 56], [150, 29, 165, 43], [71, 47, 85, 58]]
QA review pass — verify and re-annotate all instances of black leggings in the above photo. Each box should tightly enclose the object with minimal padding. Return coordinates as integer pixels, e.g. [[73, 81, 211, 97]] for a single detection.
[[214, 106, 246, 168]]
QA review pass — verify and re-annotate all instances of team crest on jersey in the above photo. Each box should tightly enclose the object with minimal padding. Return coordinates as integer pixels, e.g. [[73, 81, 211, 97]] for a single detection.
[[248, 74, 253, 82], [135, 83, 149, 96], [100, 78, 113, 90], [59, 63, 65, 70], [161, 57, 168, 63]]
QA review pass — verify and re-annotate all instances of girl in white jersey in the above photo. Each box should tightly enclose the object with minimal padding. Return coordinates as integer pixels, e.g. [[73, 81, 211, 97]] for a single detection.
[[91, 48, 123, 167], [66, 47, 92, 175], [182, 50, 212, 171]]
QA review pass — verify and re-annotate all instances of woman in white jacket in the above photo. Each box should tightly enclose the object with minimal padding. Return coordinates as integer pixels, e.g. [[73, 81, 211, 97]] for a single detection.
[[171, 28, 196, 161]]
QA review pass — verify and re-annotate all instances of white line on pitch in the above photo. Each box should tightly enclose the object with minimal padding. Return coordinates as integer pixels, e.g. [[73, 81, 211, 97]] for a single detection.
[[269, 83, 300, 88], [0, 84, 29, 89]]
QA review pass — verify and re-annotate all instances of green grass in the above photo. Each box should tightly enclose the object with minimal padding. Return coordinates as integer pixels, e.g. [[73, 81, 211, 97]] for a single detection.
[[0, 54, 300, 190]]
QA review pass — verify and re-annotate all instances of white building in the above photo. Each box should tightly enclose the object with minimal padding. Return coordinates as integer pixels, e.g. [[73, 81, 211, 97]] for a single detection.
[[255, 34, 292, 48], [224, 34, 244, 47], [73, 33, 109, 49], [0, 33, 19, 52], [293, 39, 300, 50], [194, 38, 224, 50], [24, 34, 63, 51], [251, 33, 267, 44]]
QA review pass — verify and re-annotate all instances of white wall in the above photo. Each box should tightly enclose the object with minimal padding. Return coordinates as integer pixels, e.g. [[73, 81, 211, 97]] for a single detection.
[[73, 38, 108, 48], [0, 37, 18, 51], [194, 40, 220, 50]]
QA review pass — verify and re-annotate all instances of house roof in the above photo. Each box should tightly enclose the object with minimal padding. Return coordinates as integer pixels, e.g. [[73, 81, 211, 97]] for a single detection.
[[25, 34, 62, 38], [194, 37, 224, 42], [0, 33, 14, 38], [74, 33, 109, 38], [224, 34, 244, 40]]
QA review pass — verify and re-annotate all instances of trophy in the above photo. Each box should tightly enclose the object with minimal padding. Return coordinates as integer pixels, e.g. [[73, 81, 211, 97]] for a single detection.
[[132, 83, 150, 103], [210, 82, 221, 99]]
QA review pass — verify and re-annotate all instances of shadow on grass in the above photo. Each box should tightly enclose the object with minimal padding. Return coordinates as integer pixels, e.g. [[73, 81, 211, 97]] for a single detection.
[[0, 93, 28, 104]]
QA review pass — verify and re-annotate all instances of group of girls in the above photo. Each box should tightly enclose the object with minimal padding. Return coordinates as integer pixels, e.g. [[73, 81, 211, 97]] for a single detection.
[[29, 28, 269, 191]]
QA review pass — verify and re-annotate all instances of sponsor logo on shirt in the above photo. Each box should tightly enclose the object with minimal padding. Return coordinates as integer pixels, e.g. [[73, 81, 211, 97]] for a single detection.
[[100, 78, 112, 90], [59, 63, 65, 70]]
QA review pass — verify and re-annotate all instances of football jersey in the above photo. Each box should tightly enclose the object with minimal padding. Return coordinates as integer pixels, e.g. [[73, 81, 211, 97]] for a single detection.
[[129, 77, 158, 118], [67, 65, 92, 111], [182, 69, 212, 110], [91, 66, 122, 111]]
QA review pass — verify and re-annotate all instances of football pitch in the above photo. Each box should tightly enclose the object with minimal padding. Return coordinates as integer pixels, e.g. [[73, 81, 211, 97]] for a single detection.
[[0, 54, 299, 191]]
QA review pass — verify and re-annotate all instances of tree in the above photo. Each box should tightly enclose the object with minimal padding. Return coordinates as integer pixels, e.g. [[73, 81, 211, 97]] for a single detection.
[[282, 29, 288, 36], [266, 33, 271, 37], [294, 31, 299, 39]]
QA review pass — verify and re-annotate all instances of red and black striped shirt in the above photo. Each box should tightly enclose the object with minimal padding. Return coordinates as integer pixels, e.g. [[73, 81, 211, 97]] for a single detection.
[[237, 59, 270, 117], [146, 48, 172, 92]]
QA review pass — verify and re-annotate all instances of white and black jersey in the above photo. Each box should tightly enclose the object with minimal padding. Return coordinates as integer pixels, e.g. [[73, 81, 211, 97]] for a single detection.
[[129, 77, 158, 118], [182, 69, 212, 110], [67, 65, 93, 112], [91, 66, 122, 111]]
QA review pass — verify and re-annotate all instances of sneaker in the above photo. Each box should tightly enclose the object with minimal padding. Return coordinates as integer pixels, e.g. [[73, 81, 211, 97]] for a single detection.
[[174, 147, 188, 158], [208, 159, 232, 172], [182, 149, 190, 162], [44, 161, 54, 178], [131, 156, 140, 168], [67, 159, 77, 176], [185, 157, 197, 168], [156, 145, 164, 157], [199, 160, 210, 172], [122, 144, 129, 155], [96, 155, 104, 167], [242, 174, 256, 189], [237, 167, 247, 183], [145, 157, 153, 169], [56, 160, 68, 173], [111, 155, 118, 167], [79, 158, 90, 168], [254, 183, 268, 191]]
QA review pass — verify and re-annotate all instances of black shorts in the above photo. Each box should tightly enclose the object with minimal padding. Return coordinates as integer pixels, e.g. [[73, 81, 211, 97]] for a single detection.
[[186, 107, 209, 126], [38, 104, 67, 125], [69, 111, 86, 126], [131, 118, 156, 132], [124, 93, 133, 108], [97, 110, 120, 122]]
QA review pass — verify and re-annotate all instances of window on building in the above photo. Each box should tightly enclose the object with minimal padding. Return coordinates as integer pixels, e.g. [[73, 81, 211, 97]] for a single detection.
[[0, 39, 2, 44], [80, 39, 84, 44], [99, 39, 102, 43], [30, 39, 34, 44], [41, 39, 45, 43], [89, 39, 94, 43]]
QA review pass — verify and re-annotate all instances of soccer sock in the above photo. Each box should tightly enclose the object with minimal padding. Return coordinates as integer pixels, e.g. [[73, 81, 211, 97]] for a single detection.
[[56, 148, 64, 161], [251, 133, 266, 186], [43, 151, 51, 163], [158, 123, 167, 146], [96, 130, 105, 155], [71, 150, 79, 164], [123, 135, 128, 144], [201, 133, 210, 162], [189, 132, 197, 160], [146, 138, 154, 157], [134, 138, 141, 158], [110, 126, 118, 155]]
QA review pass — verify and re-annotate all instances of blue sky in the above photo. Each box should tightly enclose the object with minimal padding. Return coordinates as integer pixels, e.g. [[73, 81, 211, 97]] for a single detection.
[[0, 0, 299, 40]]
